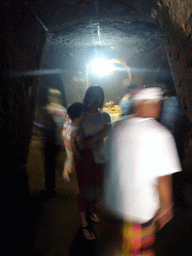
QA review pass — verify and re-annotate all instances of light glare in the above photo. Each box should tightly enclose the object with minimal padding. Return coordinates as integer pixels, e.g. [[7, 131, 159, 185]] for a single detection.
[[90, 58, 114, 76]]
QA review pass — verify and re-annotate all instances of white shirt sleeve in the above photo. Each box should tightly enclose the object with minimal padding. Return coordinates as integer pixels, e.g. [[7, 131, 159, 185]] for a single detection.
[[155, 129, 182, 177]]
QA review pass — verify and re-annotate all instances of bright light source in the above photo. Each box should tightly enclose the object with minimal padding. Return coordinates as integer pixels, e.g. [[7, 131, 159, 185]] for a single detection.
[[90, 58, 114, 76]]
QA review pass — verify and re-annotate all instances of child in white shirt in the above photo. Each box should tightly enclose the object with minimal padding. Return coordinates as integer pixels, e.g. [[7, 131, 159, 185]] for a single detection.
[[61, 102, 84, 181]]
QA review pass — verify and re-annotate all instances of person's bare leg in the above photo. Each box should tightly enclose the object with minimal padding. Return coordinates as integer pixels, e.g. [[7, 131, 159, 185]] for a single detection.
[[80, 212, 96, 240], [63, 158, 71, 181], [90, 207, 99, 223]]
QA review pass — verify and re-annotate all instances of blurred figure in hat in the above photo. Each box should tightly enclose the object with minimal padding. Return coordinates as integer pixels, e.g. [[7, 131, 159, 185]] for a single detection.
[[159, 90, 191, 163], [35, 88, 66, 196], [119, 83, 140, 116], [104, 87, 181, 255], [159, 89, 191, 208]]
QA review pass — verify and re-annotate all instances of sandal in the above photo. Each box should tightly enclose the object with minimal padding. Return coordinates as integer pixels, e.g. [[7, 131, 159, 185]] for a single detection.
[[88, 213, 100, 224], [81, 225, 96, 241]]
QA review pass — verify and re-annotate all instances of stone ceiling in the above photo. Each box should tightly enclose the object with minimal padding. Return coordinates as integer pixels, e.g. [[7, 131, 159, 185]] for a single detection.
[[37, 0, 171, 87], [43, 19, 166, 69], [29, 0, 175, 106], [39, 0, 164, 55]]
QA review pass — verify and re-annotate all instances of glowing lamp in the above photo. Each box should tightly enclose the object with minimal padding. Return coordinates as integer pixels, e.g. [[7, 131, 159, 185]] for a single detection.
[[90, 58, 114, 76]]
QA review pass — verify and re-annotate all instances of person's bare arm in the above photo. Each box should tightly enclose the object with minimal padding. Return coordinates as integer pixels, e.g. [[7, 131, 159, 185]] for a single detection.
[[158, 174, 173, 208], [85, 122, 112, 148], [60, 126, 66, 143], [154, 174, 174, 230], [70, 129, 81, 160], [92, 122, 112, 142]]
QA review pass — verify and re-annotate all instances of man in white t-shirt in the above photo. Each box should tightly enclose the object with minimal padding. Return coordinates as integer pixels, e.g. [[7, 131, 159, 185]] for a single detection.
[[104, 87, 181, 255]]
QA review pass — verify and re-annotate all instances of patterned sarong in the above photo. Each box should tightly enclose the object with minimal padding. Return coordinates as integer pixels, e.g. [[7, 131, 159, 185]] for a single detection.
[[122, 218, 155, 256]]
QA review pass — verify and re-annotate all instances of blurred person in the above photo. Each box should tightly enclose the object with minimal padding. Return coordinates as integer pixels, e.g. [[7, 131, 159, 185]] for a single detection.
[[75, 85, 111, 241], [159, 90, 191, 163], [60, 111, 72, 179], [159, 90, 191, 207], [61, 102, 84, 182], [104, 87, 182, 255], [35, 89, 66, 196], [119, 83, 139, 116], [46, 89, 66, 149]]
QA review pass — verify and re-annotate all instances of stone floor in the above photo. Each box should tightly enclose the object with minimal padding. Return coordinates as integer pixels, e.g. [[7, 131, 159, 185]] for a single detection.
[[26, 138, 192, 256]]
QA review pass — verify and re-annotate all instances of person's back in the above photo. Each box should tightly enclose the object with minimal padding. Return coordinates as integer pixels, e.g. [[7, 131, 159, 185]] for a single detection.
[[119, 98, 132, 116], [104, 87, 181, 255], [63, 121, 79, 150], [160, 96, 191, 162], [106, 115, 179, 223], [119, 83, 139, 116], [160, 96, 185, 132]]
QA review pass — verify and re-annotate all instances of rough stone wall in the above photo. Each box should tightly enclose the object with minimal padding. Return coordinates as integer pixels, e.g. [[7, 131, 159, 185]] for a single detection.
[[157, 0, 192, 120], [0, 1, 46, 254], [154, 0, 192, 120], [134, 0, 192, 120], [0, 1, 46, 192]]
